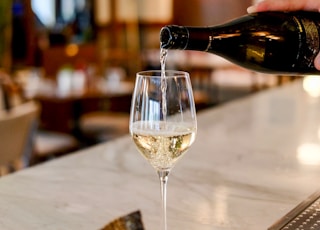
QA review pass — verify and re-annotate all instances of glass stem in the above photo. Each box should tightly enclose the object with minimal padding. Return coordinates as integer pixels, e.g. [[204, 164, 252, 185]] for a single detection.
[[158, 170, 170, 230]]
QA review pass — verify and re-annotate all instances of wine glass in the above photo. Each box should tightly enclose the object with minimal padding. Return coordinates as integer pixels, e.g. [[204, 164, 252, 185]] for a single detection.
[[129, 70, 197, 230]]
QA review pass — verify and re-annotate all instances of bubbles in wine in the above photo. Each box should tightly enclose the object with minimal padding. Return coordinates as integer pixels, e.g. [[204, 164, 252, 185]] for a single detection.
[[131, 121, 196, 170]]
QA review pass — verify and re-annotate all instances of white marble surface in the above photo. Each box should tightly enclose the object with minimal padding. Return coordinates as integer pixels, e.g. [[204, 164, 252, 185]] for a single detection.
[[1, 79, 320, 229]]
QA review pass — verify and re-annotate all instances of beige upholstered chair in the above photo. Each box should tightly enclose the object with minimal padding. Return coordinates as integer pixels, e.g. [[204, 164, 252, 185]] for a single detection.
[[78, 94, 131, 144], [32, 130, 79, 164], [79, 111, 129, 144], [0, 101, 39, 175]]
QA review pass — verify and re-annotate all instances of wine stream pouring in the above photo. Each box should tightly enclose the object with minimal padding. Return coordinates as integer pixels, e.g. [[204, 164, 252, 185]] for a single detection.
[[160, 11, 320, 75]]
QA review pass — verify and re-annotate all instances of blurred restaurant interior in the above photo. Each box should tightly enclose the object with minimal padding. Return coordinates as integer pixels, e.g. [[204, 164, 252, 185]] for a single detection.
[[0, 0, 316, 174]]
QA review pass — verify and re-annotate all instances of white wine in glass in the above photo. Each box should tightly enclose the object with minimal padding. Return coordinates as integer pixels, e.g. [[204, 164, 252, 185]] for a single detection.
[[130, 70, 197, 230]]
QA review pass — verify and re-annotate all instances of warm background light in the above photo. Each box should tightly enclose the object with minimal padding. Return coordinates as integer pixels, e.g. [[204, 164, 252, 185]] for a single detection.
[[65, 44, 79, 57], [297, 143, 320, 165], [302, 75, 320, 97]]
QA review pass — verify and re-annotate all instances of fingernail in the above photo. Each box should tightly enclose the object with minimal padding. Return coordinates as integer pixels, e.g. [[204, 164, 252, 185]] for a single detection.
[[247, 5, 257, 13]]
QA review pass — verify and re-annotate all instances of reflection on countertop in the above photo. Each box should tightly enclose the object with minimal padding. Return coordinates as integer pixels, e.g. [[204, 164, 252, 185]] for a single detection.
[[0, 79, 320, 229]]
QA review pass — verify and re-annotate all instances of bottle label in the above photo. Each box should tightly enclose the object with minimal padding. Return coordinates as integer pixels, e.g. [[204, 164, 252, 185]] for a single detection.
[[296, 16, 320, 68]]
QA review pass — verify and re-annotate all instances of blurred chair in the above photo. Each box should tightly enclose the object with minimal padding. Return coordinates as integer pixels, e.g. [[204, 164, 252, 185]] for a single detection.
[[31, 130, 79, 164], [0, 101, 39, 175], [79, 111, 129, 144], [78, 94, 131, 144], [0, 73, 80, 168]]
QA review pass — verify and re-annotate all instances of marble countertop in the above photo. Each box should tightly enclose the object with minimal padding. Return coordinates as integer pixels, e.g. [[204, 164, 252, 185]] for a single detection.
[[1, 79, 320, 230]]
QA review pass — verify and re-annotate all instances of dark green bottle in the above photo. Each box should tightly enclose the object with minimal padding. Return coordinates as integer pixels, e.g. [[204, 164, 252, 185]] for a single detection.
[[160, 11, 320, 75]]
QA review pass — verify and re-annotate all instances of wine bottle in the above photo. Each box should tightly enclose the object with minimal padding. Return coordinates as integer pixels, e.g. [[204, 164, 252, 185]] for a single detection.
[[160, 11, 320, 75]]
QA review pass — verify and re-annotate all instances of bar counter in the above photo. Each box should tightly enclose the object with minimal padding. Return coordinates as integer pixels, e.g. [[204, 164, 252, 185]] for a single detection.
[[1, 79, 320, 229]]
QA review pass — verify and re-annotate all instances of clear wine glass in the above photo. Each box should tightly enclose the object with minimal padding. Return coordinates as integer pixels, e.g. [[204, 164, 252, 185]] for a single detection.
[[129, 70, 197, 230]]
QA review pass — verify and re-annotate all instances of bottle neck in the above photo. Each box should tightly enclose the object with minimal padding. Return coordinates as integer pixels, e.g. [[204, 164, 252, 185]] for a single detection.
[[184, 27, 213, 51], [160, 26, 212, 51], [160, 26, 189, 49]]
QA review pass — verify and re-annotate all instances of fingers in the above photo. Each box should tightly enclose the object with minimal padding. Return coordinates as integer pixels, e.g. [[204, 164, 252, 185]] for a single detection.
[[247, 0, 320, 13], [314, 53, 320, 71], [247, 0, 303, 13]]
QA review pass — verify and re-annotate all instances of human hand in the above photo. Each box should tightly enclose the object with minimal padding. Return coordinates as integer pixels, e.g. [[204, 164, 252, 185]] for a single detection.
[[247, 0, 320, 71], [247, 0, 320, 13]]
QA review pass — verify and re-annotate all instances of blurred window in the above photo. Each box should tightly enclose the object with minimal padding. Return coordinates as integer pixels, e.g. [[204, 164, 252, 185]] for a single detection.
[[61, 0, 76, 23], [31, 0, 56, 28]]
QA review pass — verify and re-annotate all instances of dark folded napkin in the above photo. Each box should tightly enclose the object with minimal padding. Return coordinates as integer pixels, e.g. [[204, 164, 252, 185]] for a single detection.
[[100, 210, 145, 230]]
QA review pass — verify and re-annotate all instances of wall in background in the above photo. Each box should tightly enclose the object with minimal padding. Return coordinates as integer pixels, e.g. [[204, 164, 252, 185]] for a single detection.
[[173, 0, 252, 26]]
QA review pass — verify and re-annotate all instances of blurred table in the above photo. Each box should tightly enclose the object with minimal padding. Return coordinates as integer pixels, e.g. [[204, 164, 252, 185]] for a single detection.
[[31, 79, 134, 137], [0, 79, 320, 229]]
